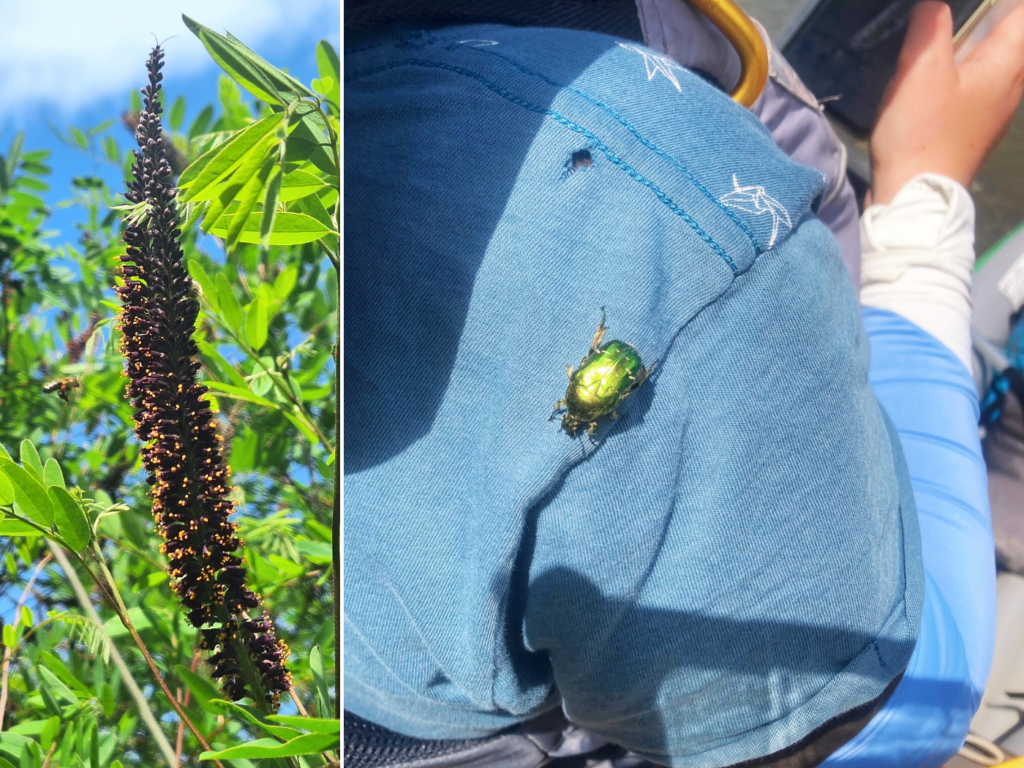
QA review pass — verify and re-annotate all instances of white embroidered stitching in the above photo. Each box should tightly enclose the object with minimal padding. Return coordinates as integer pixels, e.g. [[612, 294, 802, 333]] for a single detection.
[[720, 175, 793, 249], [616, 42, 686, 93]]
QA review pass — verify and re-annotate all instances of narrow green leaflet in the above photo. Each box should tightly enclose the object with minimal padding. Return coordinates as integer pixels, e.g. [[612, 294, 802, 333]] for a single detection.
[[174, 665, 222, 715], [0, 458, 53, 526], [19, 440, 43, 480], [39, 652, 92, 699], [265, 715, 340, 735], [244, 297, 268, 351], [285, 113, 335, 176], [41, 717, 60, 751], [0, 519, 39, 536], [183, 16, 316, 105], [278, 169, 322, 202], [203, 382, 279, 410], [39, 667, 80, 706], [187, 259, 219, 311], [201, 733, 339, 760], [43, 458, 65, 489], [189, 104, 215, 140], [283, 410, 319, 445], [0, 473, 13, 506], [315, 40, 341, 106], [178, 113, 283, 199], [206, 699, 302, 741], [169, 95, 187, 132], [310, 645, 332, 718], [273, 264, 299, 300], [48, 487, 90, 552], [259, 127, 288, 248], [209, 210, 332, 246], [196, 339, 250, 389], [227, 154, 276, 248], [216, 273, 243, 328]]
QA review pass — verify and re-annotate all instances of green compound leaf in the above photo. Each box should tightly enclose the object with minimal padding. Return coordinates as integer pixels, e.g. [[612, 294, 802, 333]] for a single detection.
[[183, 16, 316, 106], [0, 458, 53, 526], [48, 487, 90, 552]]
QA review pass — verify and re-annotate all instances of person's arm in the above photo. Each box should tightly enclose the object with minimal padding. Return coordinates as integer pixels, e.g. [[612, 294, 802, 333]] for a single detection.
[[836, 7, 1024, 762], [859, 0, 1024, 371]]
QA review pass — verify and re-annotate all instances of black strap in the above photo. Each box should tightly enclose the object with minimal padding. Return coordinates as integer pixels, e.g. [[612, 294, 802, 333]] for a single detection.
[[344, 710, 502, 768], [345, 0, 645, 42]]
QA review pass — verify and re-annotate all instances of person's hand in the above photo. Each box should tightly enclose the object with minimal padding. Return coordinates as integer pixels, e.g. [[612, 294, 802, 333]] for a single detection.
[[868, 0, 1024, 206]]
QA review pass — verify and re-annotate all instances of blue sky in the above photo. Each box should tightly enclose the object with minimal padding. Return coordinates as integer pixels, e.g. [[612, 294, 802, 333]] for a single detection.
[[0, 0, 341, 249]]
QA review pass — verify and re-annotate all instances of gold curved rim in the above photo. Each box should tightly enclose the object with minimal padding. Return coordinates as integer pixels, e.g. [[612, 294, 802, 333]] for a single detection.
[[689, 0, 769, 107]]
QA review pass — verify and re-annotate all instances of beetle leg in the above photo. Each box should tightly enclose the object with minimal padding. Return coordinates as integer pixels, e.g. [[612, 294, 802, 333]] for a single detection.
[[566, 364, 574, 380], [590, 306, 608, 352], [587, 421, 601, 445], [549, 400, 566, 420]]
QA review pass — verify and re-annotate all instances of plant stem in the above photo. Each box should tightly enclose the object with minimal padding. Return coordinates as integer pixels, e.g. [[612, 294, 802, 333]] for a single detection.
[[45, 542, 178, 766], [89, 543, 225, 766], [0, 553, 52, 730], [175, 644, 202, 768]]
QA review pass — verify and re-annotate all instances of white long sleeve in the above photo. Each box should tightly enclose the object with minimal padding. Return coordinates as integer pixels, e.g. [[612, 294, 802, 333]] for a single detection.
[[860, 174, 976, 371]]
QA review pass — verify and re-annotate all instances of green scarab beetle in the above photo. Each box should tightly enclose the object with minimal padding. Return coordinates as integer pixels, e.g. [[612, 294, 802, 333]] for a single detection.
[[550, 308, 657, 444]]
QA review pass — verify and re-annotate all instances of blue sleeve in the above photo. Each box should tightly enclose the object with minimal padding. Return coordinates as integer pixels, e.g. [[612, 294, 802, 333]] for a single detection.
[[822, 307, 996, 767]]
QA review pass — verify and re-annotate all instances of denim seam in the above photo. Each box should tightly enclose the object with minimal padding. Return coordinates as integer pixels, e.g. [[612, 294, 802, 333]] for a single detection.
[[456, 45, 764, 254], [346, 59, 738, 274]]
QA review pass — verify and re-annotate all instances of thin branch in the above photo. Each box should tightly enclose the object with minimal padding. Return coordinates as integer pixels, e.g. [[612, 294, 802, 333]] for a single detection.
[[175, 643, 202, 768], [89, 543, 225, 767], [0, 553, 52, 730], [45, 541, 179, 766]]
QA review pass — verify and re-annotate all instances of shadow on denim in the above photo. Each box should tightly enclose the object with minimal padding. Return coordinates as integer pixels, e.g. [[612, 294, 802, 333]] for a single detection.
[[344, 35, 621, 474], [504, 566, 969, 766]]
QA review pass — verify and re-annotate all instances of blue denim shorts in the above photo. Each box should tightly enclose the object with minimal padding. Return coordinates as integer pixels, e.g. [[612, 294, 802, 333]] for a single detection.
[[345, 23, 926, 766]]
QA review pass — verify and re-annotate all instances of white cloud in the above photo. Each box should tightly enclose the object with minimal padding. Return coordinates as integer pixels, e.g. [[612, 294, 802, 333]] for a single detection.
[[0, 0, 340, 116]]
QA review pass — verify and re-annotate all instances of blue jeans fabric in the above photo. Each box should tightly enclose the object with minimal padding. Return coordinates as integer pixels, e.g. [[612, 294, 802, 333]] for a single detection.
[[345, 25, 923, 766]]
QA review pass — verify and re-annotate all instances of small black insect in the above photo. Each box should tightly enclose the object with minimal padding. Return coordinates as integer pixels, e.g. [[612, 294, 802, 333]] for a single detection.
[[42, 376, 80, 402], [561, 148, 595, 180]]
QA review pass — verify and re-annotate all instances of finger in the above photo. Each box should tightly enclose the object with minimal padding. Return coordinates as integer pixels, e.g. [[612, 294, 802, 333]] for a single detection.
[[897, 0, 955, 73], [967, 0, 1024, 82], [879, 1, 955, 113]]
